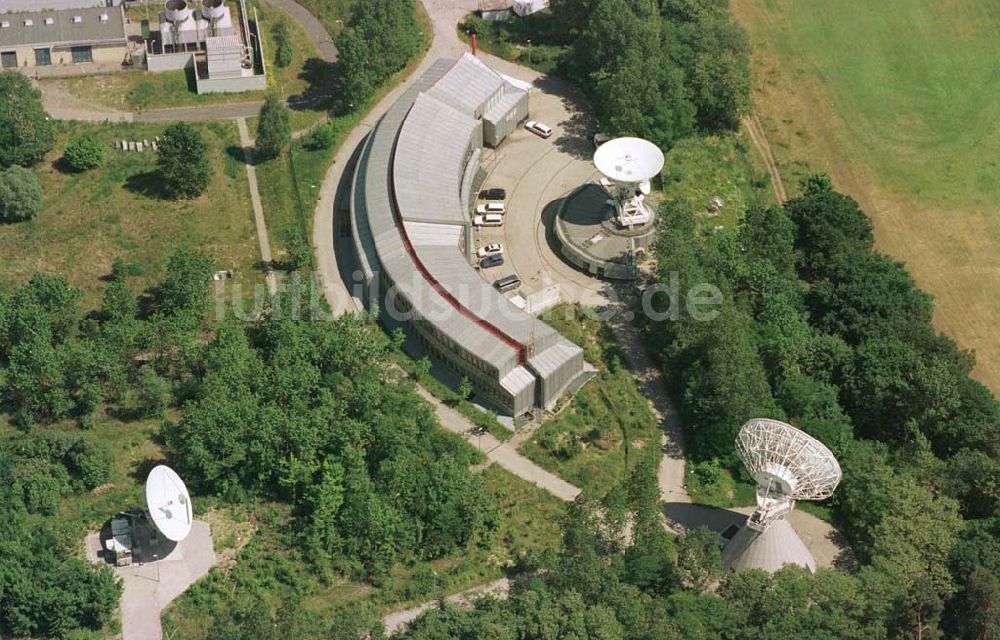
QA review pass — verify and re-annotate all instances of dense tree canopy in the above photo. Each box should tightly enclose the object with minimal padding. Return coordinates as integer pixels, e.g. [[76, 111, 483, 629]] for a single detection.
[[157, 122, 212, 199], [0, 72, 55, 168], [642, 174, 1000, 639], [336, 0, 424, 107]]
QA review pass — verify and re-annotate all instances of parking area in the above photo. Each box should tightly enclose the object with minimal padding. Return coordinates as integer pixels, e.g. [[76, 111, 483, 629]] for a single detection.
[[469, 58, 611, 308]]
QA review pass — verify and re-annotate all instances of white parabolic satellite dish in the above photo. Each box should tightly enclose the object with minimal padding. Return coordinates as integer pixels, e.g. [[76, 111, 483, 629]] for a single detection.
[[593, 137, 665, 185], [145, 465, 193, 542]]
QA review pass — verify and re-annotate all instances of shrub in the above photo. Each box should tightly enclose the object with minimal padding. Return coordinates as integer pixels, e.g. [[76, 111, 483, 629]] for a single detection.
[[304, 121, 337, 150], [0, 165, 43, 222], [272, 19, 293, 68], [158, 122, 211, 199], [62, 133, 106, 172], [255, 93, 291, 160]]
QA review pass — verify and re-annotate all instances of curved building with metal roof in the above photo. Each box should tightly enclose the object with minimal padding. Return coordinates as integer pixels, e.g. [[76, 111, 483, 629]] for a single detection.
[[349, 55, 585, 424]]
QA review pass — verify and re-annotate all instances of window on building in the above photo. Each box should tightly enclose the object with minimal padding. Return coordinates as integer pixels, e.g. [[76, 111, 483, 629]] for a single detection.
[[1, 51, 16, 68], [34, 48, 51, 66], [70, 46, 92, 63]]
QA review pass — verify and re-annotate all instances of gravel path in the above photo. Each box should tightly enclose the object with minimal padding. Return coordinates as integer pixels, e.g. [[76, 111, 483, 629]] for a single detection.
[[236, 117, 278, 295]]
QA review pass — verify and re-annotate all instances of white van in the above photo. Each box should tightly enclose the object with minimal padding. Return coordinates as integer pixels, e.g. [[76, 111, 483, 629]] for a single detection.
[[476, 202, 506, 215], [473, 213, 504, 227]]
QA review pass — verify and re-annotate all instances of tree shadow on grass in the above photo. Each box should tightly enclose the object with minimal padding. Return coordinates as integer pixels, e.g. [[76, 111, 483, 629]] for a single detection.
[[288, 57, 339, 114], [124, 170, 169, 200], [226, 144, 254, 166]]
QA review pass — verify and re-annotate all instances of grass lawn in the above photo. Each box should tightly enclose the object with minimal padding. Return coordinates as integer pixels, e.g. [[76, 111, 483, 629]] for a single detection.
[[41, 0, 326, 124], [662, 133, 774, 231], [732, 0, 1000, 393], [0, 121, 264, 307], [519, 305, 660, 497]]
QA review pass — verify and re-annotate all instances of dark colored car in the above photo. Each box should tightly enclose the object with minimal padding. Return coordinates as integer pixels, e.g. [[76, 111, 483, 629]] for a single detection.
[[479, 188, 506, 200], [494, 274, 521, 292], [480, 254, 505, 269]]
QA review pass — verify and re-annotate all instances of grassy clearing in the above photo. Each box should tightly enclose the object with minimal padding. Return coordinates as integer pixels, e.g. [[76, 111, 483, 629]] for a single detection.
[[662, 133, 773, 230], [684, 460, 756, 509], [458, 12, 569, 75], [732, 0, 1000, 393], [161, 465, 564, 636], [520, 305, 659, 497], [0, 121, 263, 307], [42, 0, 325, 121]]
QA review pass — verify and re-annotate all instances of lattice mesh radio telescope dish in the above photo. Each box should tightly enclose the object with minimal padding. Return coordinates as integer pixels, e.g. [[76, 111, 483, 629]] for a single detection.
[[736, 418, 841, 531]]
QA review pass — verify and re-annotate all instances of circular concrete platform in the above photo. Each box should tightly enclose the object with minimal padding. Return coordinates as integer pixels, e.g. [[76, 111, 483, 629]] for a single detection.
[[554, 183, 657, 280]]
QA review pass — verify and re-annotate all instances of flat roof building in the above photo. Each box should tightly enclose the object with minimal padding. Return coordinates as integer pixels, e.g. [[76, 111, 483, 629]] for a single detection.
[[0, 5, 127, 69], [350, 55, 586, 424], [0, 1, 121, 11]]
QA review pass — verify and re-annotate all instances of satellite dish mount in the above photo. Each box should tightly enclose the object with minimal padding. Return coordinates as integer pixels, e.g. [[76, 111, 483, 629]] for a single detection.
[[593, 137, 664, 229]]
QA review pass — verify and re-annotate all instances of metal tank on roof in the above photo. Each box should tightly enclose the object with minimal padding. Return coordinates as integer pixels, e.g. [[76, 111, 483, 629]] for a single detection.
[[200, 0, 226, 21], [164, 0, 192, 22]]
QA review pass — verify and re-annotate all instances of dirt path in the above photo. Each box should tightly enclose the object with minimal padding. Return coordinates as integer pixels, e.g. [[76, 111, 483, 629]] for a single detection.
[[742, 114, 787, 204], [236, 118, 278, 295], [414, 386, 581, 502], [382, 578, 510, 635]]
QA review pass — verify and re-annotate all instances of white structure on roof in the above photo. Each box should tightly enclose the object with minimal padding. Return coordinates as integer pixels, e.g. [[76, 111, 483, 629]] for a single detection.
[[593, 137, 663, 227], [512, 0, 549, 16], [478, 0, 512, 22], [723, 418, 842, 573]]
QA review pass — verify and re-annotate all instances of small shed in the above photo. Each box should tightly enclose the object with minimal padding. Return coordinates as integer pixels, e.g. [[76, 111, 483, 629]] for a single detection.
[[479, 0, 513, 22], [512, 0, 549, 16]]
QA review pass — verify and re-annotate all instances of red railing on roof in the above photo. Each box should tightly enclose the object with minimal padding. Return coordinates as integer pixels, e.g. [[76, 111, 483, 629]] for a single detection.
[[387, 124, 528, 366]]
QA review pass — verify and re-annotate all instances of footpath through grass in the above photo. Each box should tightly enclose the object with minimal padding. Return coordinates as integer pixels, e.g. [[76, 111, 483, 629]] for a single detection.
[[0, 121, 263, 306], [520, 305, 659, 497], [732, 0, 1000, 394]]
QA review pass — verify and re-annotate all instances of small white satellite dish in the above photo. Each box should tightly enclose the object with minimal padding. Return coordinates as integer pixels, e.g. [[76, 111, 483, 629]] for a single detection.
[[593, 137, 664, 186], [145, 465, 193, 542]]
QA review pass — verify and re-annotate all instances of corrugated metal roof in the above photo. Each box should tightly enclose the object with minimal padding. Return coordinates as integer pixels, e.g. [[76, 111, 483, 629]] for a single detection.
[[484, 87, 526, 124], [394, 92, 476, 226], [404, 221, 463, 248], [500, 365, 535, 395], [0, 6, 125, 47], [529, 337, 583, 377], [353, 56, 586, 398], [426, 53, 504, 116], [206, 34, 242, 51]]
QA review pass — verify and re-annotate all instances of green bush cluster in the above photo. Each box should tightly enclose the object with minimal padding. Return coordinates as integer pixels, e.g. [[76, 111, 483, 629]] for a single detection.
[[0, 164, 43, 222], [62, 133, 106, 172], [272, 18, 294, 68]]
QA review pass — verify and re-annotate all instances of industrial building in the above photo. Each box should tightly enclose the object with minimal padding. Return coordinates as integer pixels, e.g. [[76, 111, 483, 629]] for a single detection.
[[0, 5, 128, 69], [350, 55, 586, 424], [0, 0, 122, 11], [145, 0, 265, 94]]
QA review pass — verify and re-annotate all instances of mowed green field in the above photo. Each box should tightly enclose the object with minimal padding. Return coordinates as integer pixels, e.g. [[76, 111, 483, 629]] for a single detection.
[[733, 0, 1000, 392], [752, 0, 1000, 205]]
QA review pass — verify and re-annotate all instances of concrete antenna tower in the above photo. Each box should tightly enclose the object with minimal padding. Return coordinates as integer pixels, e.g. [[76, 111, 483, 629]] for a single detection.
[[722, 418, 842, 573], [593, 137, 664, 228]]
